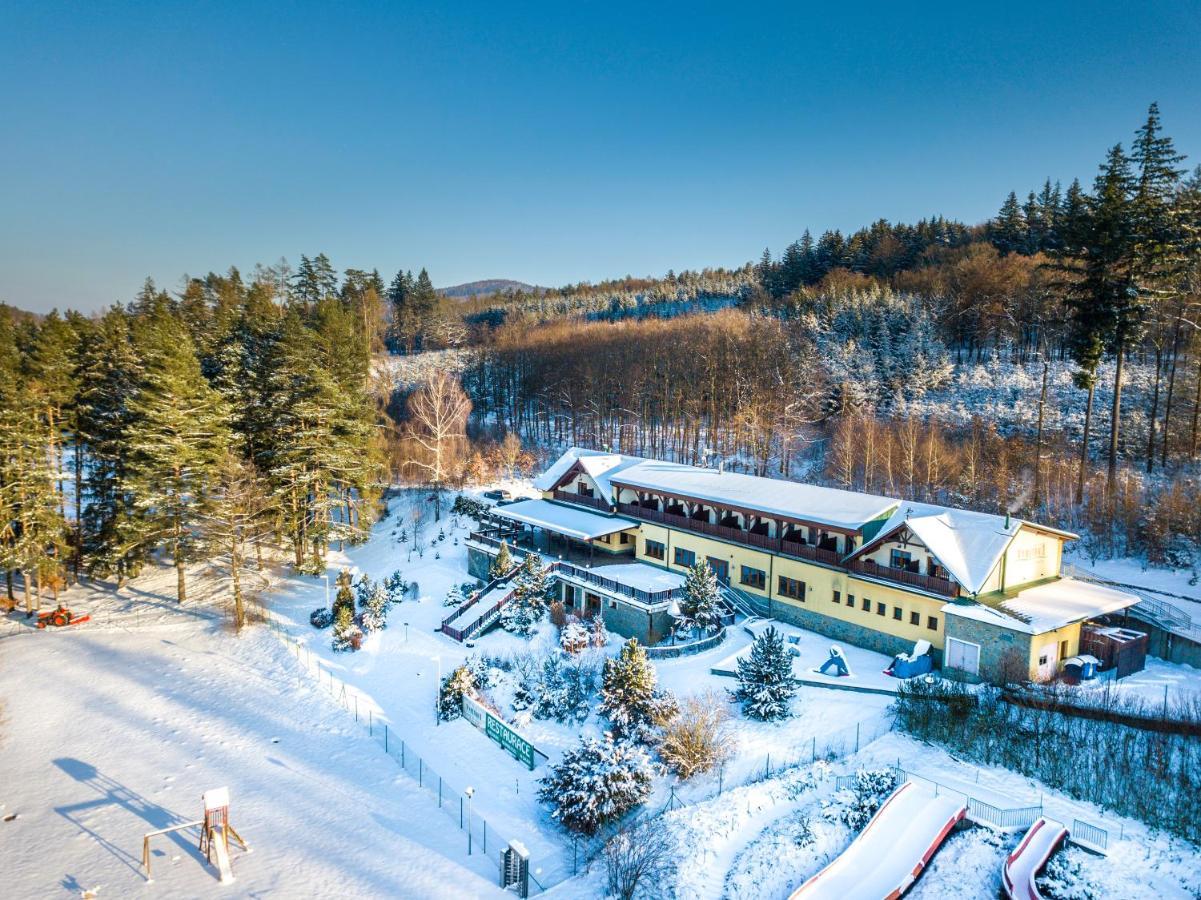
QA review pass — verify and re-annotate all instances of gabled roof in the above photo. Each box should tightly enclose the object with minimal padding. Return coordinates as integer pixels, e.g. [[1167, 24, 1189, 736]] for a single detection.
[[943, 577, 1139, 635], [533, 448, 645, 499], [610, 459, 898, 532], [848, 502, 1077, 595]]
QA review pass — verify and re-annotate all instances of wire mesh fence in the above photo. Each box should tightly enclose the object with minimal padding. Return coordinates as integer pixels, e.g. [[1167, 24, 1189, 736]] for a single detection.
[[264, 615, 556, 893], [673, 714, 896, 807]]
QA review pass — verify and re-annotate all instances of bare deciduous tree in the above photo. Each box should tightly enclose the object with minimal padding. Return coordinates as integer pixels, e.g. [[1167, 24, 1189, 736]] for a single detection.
[[405, 373, 471, 518], [603, 819, 670, 900]]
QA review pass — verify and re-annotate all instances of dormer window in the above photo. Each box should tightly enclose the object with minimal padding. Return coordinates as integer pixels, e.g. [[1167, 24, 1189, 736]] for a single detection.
[[890, 549, 914, 571], [577, 481, 593, 497]]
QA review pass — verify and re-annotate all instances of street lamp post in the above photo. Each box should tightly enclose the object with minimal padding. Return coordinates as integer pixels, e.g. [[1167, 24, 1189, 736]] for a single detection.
[[434, 655, 442, 726], [323, 573, 330, 609], [465, 786, 475, 854]]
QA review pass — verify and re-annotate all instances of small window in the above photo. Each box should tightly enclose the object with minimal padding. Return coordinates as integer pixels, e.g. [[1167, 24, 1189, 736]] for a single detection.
[[608, 599, 617, 610], [848, 594, 855, 607], [892, 607, 902, 621], [741, 566, 766, 590], [832, 590, 841, 604], [890, 549, 912, 569], [577, 481, 594, 497], [645, 539, 665, 561], [673, 546, 696, 567], [861, 597, 870, 611], [619, 532, 629, 545], [927, 616, 938, 631], [598, 533, 610, 544], [876, 602, 886, 617], [910, 611, 920, 626], [777, 576, 805, 601]]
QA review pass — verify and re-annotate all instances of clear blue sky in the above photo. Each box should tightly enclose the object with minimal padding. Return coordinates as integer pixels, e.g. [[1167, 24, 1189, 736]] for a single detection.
[[2, 1, 1199, 313]]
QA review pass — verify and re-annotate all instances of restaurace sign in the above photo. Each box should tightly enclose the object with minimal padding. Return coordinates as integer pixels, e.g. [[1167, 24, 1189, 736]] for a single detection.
[[463, 694, 538, 770]]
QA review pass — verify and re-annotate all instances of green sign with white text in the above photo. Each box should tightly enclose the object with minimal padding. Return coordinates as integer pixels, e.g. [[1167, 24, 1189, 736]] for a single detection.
[[485, 711, 536, 770]]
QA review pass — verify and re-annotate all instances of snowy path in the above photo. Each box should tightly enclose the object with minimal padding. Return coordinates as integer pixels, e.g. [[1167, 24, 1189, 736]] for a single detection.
[[0, 583, 502, 899]]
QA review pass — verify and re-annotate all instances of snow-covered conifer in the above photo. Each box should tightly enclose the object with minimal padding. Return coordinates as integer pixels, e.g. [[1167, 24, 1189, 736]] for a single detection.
[[731, 626, 798, 720], [489, 540, 513, 579], [438, 663, 476, 721], [599, 638, 673, 739], [678, 560, 724, 634], [331, 603, 362, 652], [359, 582, 389, 632], [537, 735, 653, 835]]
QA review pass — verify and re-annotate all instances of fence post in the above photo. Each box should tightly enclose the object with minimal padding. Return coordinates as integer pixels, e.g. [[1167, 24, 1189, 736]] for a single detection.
[[483, 821, 487, 855], [855, 722, 860, 753], [812, 736, 816, 761]]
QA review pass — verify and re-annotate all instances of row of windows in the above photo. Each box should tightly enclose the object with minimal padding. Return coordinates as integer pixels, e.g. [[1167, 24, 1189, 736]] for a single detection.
[[832, 590, 938, 630], [651, 541, 937, 631]]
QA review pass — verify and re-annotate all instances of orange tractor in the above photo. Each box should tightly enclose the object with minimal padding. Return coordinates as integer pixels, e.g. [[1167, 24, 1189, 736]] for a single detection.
[[36, 605, 91, 629]]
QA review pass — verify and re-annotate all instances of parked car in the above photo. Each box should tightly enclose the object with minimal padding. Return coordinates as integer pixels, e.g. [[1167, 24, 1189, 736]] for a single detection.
[[483, 489, 513, 502]]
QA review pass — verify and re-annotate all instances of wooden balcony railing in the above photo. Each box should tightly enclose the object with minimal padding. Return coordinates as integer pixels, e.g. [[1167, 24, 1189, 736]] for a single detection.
[[552, 489, 611, 512], [616, 502, 844, 567], [848, 557, 958, 597]]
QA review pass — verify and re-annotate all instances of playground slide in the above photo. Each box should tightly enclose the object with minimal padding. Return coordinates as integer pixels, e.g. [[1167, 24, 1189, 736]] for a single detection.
[[209, 826, 235, 884], [790, 782, 966, 900], [1001, 817, 1067, 900]]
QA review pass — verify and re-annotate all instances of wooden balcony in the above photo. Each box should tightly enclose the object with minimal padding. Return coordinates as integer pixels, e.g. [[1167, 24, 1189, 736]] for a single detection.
[[552, 489, 611, 512], [616, 502, 843, 567], [848, 557, 958, 597]]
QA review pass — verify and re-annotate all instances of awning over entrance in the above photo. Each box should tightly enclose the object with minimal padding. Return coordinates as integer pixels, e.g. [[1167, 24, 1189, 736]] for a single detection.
[[491, 499, 637, 542]]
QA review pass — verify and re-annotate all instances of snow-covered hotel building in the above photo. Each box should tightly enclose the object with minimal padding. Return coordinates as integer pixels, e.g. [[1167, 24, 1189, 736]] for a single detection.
[[467, 448, 1141, 684]]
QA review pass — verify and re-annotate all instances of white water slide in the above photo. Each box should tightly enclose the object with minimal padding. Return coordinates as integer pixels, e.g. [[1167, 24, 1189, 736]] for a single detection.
[[1001, 817, 1068, 900], [790, 782, 966, 900]]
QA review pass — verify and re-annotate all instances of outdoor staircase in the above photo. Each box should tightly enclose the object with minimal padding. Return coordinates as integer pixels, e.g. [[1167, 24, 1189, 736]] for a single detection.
[[720, 583, 771, 619], [440, 568, 520, 642], [1064, 564, 1201, 642]]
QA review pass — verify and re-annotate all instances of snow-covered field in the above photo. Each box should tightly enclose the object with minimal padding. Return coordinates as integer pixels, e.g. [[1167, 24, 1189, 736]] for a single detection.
[[0, 565, 501, 899], [3, 481, 1200, 899]]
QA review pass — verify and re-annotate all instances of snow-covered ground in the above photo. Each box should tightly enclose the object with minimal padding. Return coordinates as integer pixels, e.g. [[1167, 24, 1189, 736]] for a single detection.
[[0, 565, 501, 899], [4, 480, 1201, 899], [263, 488, 895, 886]]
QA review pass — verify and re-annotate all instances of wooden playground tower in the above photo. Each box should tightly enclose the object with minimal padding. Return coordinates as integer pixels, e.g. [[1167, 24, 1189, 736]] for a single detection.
[[141, 787, 249, 883]]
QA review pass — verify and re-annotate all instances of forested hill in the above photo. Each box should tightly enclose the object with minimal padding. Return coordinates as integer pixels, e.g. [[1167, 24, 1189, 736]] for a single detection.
[[437, 279, 544, 299], [5, 101, 1200, 595]]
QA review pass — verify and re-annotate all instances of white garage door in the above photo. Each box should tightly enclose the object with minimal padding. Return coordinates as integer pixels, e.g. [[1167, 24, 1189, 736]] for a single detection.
[[945, 637, 981, 677]]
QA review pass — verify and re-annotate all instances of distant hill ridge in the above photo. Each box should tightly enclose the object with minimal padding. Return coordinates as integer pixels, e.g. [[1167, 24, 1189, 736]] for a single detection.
[[437, 279, 544, 299]]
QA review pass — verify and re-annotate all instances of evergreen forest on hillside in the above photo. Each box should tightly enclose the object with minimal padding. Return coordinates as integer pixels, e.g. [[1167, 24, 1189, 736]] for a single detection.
[[4, 102, 1201, 606]]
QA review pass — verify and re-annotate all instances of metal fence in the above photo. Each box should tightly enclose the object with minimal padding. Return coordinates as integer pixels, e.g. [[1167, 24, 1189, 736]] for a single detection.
[[673, 715, 895, 807], [870, 762, 1117, 849], [1070, 817, 1112, 852], [264, 616, 557, 892]]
